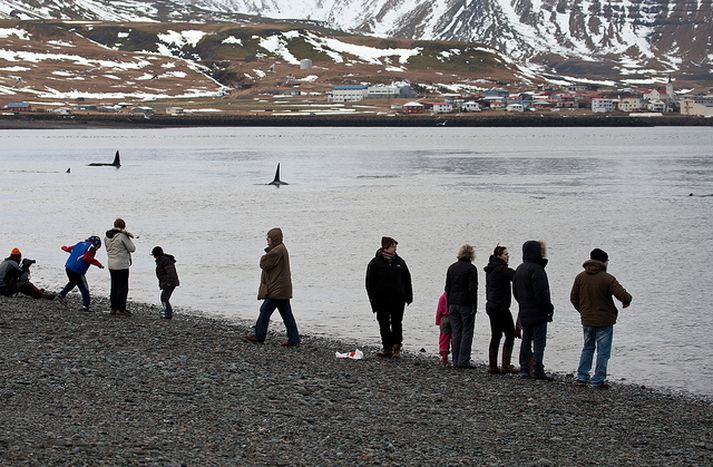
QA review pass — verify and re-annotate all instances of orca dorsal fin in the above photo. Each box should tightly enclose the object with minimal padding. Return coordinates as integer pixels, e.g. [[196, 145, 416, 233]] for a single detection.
[[269, 162, 288, 186], [112, 150, 121, 167]]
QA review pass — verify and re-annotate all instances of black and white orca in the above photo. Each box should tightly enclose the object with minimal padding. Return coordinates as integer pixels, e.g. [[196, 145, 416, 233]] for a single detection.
[[268, 163, 288, 186], [88, 150, 121, 167]]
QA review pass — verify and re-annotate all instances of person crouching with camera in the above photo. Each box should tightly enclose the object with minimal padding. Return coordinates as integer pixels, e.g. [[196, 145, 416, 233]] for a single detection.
[[0, 247, 55, 300]]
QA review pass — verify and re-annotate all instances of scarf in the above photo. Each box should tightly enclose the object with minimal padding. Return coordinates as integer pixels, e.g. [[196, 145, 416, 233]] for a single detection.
[[381, 249, 395, 261]]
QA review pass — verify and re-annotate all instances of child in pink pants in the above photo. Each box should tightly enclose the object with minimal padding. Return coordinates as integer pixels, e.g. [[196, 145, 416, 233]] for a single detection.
[[435, 291, 451, 366]]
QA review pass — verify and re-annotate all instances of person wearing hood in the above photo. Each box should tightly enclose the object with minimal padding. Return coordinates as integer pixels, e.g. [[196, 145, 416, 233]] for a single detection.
[[0, 247, 55, 299], [105, 218, 136, 316], [244, 228, 300, 346], [484, 245, 516, 374], [571, 248, 632, 389], [152, 246, 180, 320], [57, 235, 104, 312], [513, 240, 554, 380], [365, 236, 413, 358], [445, 243, 478, 368]]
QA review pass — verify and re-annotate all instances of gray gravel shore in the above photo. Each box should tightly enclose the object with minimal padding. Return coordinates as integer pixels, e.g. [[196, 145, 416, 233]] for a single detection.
[[1, 296, 712, 466]]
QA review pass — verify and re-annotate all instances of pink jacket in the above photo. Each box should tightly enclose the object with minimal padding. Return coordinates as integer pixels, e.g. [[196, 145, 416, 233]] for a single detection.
[[435, 292, 448, 325]]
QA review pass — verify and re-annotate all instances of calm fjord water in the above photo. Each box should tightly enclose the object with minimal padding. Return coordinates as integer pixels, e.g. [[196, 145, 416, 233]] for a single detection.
[[2, 126, 712, 396]]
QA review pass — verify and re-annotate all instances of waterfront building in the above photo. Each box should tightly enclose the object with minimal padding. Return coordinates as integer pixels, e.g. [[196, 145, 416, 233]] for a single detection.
[[618, 98, 644, 112], [5, 101, 31, 112], [461, 101, 481, 112], [328, 85, 369, 103], [591, 98, 616, 113], [680, 96, 713, 117], [402, 101, 425, 114]]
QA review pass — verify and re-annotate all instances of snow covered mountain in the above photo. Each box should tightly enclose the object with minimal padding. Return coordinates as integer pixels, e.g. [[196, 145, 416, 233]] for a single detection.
[[0, 0, 711, 85]]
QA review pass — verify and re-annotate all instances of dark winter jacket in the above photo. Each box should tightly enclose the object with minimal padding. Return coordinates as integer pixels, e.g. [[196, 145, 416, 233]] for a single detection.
[[0, 257, 22, 295], [445, 257, 478, 308], [365, 249, 413, 310], [258, 228, 292, 300], [513, 241, 554, 326], [484, 255, 515, 312], [570, 259, 632, 327], [155, 254, 180, 289]]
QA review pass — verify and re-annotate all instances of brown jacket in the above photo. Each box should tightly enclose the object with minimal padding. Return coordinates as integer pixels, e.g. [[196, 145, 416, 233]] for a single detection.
[[257, 228, 292, 300], [570, 260, 632, 327]]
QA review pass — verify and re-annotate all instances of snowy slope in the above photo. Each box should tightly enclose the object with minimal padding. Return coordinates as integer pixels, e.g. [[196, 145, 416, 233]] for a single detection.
[[0, 0, 710, 82]]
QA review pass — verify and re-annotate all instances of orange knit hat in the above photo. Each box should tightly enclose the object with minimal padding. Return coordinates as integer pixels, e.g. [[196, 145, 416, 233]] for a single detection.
[[10, 247, 21, 258]]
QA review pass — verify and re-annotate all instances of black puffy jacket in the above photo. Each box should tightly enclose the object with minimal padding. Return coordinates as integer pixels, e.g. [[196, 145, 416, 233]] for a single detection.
[[484, 255, 515, 312], [365, 250, 413, 309], [445, 257, 478, 308], [155, 254, 180, 289], [512, 241, 554, 326]]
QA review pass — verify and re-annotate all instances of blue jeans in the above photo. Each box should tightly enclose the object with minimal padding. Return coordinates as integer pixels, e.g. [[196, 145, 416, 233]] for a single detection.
[[255, 298, 300, 345], [161, 286, 176, 318], [576, 325, 614, 386], [519, 322, 547, 376], [59, 268, 90, 307]]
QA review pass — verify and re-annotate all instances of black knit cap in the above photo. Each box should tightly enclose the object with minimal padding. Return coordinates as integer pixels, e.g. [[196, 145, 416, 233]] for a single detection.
[[590, 248, 609, 262], [151, 246, 164, 257]]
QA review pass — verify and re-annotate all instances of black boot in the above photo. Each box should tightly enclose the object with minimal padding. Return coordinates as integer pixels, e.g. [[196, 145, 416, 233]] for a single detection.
[[501, 346, 519, 374], [488, 348, 500, 374]]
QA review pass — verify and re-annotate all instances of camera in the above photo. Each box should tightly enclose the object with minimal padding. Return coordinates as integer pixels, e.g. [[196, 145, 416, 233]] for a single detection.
[[21, 258, 36, 271]]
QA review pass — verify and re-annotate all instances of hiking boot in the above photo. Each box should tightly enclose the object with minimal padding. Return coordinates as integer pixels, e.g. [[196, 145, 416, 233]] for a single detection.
[[534, 372, 554, 381], [573, 379, 588, 387], [376, 348, 393, 358], [81, 306, 92, 313], [392, 344, 402, 358], [593, 383, 611, 390], [243, 332, 263, 344], [281, 341, 300, 347], [120, 309, 132, 316], [161, 313, 172, 320], [110, 309, 120, 316]]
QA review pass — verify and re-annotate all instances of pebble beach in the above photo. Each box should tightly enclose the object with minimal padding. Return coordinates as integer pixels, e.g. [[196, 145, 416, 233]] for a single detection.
[[1, 296, 712, 466]]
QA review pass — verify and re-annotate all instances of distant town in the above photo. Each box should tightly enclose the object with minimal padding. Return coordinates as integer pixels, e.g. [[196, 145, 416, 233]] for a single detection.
[[3, 78, 713, 120]]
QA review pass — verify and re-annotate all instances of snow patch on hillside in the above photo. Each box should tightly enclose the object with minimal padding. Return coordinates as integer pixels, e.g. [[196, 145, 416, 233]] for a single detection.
[[0, 28, 29, 40], [222, 36, 242, 45], [258, 34, 300, 65], [157, 30, 208, 49]]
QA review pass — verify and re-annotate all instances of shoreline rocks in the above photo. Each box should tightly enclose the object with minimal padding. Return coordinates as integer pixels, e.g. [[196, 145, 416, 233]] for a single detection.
[[1, 296, 712, 465], [2, 112, 713, 130]]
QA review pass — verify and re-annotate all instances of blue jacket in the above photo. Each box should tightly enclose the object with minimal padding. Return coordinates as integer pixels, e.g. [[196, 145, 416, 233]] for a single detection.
[[65, 241, 94, 274]]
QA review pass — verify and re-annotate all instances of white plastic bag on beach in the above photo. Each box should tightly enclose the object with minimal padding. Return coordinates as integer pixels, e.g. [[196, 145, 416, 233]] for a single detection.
[[335, 349, 364, 360]]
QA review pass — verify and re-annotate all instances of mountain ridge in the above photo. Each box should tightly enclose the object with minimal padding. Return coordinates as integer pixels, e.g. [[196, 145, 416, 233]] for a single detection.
[[0, 0, 709, 86]]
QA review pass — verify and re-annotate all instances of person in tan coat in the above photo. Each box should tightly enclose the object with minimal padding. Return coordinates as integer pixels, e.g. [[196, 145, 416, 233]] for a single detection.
[[244, 228, 300, 346], [570, 248, 632, 389]]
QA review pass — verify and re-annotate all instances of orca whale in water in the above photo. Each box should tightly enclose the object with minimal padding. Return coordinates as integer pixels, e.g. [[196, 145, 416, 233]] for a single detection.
[[267, 163, 288, 186], [88, 150, 121, 167]]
